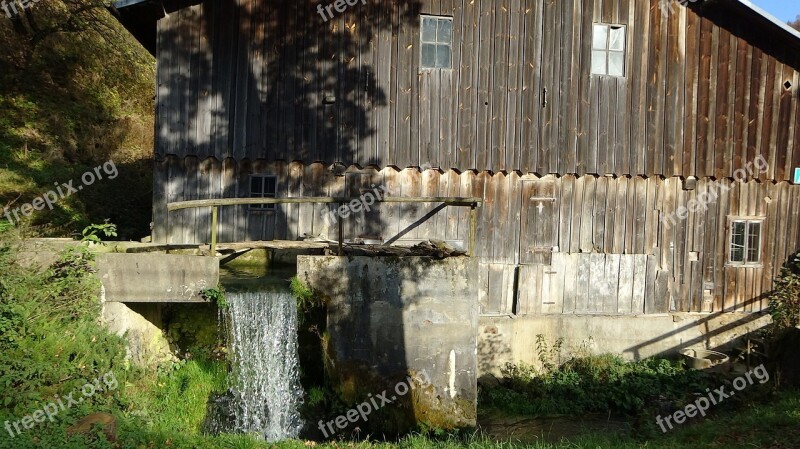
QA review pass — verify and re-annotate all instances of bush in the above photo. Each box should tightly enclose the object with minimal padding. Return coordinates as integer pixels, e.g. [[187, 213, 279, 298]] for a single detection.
[[484, 352, 714, 417], [769, 253, 800, 331], [0, 234, 130, 439]]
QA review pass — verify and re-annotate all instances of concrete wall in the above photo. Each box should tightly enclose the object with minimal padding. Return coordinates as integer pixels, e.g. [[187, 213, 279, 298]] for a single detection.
[[298, 255, 478, 429], [478, 312, 772, 376], [97, 253, 219, 302]]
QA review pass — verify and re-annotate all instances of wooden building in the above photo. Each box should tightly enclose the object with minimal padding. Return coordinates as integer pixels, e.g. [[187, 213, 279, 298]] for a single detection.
[[115, 0, 800, 316]]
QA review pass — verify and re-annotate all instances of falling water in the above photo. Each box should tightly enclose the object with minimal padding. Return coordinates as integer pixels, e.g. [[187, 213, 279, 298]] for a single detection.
[[225, 290, 305, 441]]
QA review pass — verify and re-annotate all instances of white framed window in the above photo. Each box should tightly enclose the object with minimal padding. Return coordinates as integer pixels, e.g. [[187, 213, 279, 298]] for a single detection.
[[728, 217, 763, 266], [249, 175, 277, 211], [420, 15, 453, 70], [591, 23, 626, 77]]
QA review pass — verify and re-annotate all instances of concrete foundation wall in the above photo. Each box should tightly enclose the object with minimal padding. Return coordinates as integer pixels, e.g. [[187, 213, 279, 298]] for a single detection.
[[478, 312, 772, 376], [298, 255, 478, 429], [97, 253, 219, 302]]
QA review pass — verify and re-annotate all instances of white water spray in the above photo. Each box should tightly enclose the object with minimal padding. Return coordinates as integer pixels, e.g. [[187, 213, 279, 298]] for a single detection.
[[226, 290, 304, 441]]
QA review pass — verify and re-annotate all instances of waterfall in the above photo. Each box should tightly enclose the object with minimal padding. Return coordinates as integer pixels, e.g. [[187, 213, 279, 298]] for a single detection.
[[225, 290, 305, 441]]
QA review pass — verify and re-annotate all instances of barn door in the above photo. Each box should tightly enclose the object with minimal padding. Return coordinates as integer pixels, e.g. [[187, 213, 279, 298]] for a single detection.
[[515, 179, 558, 314], [519, 179, 557, 265]]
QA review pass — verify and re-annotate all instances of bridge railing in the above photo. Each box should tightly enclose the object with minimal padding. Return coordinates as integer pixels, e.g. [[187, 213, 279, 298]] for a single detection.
[[166, 197, 483, 256]]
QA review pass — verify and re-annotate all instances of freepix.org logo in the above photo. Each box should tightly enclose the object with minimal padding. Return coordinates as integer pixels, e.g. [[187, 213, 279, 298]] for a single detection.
[[2, 160, 118, 226]]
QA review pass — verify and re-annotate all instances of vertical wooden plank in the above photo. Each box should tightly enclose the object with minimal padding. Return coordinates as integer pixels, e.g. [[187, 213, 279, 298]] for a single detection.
[[453, 0, 472, 169], [589, 253, 606, 312], [559, 175, 575, 253], [604, 254, 620, 313], [576, 0, 595, 175], [594, 175, 608, 252], [682, 8, 700, 177], [562, 253, 579, 313], [475, 0, 494, 170], [618, 254, 635, 314], [198, 157, 215, 243], [712, 28, 732, 179], [580, 176, 596, 252], [644, 253, 658, 313], [631, 253, 647, 314], [235, 158, 252, 242], [645, 0, 667, 176], [570, 175, 586, 253], [152, 159, 169, 243], [576, 254, 592, 312], [695, 18, 713, 177]]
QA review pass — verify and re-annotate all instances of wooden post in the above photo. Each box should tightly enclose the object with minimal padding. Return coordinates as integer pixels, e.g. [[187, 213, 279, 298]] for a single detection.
[[469, 202, 477, 257], [210, 206, 218, 256], [338, 202, 343, 256]]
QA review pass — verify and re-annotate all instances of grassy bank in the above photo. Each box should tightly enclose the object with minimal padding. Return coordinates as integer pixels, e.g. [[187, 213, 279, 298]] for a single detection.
[[0, 0, 155, 239], [1, 229, 798, 449]]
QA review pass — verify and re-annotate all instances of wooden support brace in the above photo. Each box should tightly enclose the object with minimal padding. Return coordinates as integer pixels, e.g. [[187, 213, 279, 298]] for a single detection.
[[210, 206, 218, 257]]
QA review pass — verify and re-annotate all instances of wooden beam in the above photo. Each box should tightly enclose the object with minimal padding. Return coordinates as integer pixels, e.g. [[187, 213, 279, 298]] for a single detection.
[[210, 206, 218, 256], [167, 197, 484, 211]]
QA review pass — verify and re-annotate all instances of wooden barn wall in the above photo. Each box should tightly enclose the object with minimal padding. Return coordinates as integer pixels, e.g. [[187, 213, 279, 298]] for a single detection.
[[154, 157, 800, 314], [154, 0, 800, 180]]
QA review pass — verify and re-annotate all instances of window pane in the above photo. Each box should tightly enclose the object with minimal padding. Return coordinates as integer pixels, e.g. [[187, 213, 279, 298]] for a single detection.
[[437, 19, 452, 44], [435, 44, 451, 68], [609, 26, 625, 51], [730, 221, 745, 262], [747, 222, 761, 263], [593, 24, 608, 50], [421, 43, 436, 68], [608, 51, 625, 76], [421, 17, 437, 42], [264, 176, 276, 194], [591, 50, 607, 75], [250, 176, 262, 194]]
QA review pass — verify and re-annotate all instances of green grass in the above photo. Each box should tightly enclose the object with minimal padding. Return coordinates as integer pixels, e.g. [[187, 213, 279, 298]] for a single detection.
[[0, 1, 155, 239], [1, 231, 798, 449]]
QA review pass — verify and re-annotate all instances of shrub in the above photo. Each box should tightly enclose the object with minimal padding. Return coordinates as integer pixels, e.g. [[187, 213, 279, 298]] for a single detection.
[[485, 352, 714, 417], [768, 253, 800, 331]]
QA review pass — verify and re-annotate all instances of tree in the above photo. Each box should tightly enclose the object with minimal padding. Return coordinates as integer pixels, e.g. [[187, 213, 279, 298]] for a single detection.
[[790, 15, 800, 31]]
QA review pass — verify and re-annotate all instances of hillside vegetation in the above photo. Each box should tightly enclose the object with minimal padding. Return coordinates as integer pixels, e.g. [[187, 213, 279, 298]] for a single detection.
[[0, 0, 154, 239]]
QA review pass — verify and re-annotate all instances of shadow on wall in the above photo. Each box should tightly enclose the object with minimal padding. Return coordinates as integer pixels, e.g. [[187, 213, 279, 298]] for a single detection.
[[624, 293, 772, 359], [154, 0, 422, 243], [298, 255, 478, 438]]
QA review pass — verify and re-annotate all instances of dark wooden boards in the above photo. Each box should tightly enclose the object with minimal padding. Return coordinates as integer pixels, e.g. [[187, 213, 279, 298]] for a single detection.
[[152, 0, 800, 181]]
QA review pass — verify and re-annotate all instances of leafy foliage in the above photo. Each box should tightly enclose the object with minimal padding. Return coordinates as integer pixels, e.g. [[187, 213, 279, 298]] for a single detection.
[[0, 234, 129, 424], [78, 221, 117, 244], [200, 286, 228, 310], [290, 276, 323, 313], [483, 352, 714, 417], [769, 253, 800, 331]]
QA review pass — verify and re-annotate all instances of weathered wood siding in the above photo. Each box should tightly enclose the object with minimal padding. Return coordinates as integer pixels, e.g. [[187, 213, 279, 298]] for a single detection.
[[154, 0, 800, 180], [155, 158, 800, 314]]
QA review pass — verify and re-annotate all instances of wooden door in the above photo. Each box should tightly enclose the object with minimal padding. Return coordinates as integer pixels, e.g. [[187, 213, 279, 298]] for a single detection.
[[519, 179, 557, 265]]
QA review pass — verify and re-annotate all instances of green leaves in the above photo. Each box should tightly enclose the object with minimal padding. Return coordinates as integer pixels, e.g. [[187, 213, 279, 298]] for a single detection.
[[486, 353, 714, 417], [199, 286, 228, 310], [79, 221, 117, 245], [768, 254, 800, 330]]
